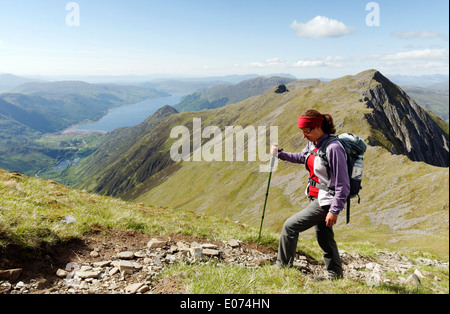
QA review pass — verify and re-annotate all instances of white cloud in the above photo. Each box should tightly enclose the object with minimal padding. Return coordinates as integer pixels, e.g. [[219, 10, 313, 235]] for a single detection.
[[244, 56, 343, 70], [381, 48, 449, 61], [355, 48, 449, 75], [247, 58, 289, 69], [265, 58, 288, 66], [236, 47, 448, 77], [294, 60, 325, 67], [392, 31, 443, 39], [294, 56, 344, 68], [291, 16, 354, 38]]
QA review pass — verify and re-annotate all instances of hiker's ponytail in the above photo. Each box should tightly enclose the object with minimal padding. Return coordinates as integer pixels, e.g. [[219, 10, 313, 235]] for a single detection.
[[322, 114, 336, 135]]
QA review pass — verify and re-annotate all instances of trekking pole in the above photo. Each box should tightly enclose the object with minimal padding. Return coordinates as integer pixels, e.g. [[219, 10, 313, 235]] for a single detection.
[[257, 146, 277, 247]]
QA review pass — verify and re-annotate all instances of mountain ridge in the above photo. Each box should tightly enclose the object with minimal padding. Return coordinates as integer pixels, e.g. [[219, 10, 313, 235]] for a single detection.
[[174, 76, 297, 112], [364, 70, 448, 167]]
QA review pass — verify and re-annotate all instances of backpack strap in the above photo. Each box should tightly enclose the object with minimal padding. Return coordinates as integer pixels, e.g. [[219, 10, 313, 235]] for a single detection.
[[308, 136, 340, 190], [308, 178, 335, 196], [347, 199, 350, 224]]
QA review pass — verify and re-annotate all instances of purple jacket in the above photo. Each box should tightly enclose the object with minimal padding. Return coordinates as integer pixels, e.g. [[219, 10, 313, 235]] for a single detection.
[[278, 134, 350, 215]]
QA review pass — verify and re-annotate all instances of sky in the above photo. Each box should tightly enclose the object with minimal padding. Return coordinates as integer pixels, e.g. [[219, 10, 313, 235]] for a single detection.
[[0, 0, 448, 79]]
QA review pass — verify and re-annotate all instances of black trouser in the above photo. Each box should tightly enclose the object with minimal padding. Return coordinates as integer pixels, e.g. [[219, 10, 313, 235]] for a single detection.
[[277, 198, 343, 277]]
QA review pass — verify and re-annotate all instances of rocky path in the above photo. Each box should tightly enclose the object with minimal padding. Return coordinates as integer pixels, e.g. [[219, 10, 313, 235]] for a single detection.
[[1, 231, 448, 294]]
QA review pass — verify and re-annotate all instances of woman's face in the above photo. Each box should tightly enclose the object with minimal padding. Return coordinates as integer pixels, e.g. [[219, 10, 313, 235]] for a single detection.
[[300, 127, 325, 143]]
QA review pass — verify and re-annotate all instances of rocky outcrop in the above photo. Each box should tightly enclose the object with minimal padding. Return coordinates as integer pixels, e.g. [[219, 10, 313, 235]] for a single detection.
[[274, 84, 289, 94], [363, 71, 449, 167]]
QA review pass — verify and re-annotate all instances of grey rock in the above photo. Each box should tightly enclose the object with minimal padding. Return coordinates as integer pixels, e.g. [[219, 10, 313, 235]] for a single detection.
[[405, 274, 422, 287], [201, 243, 218, 249], [77, 271, 100, 279], [189, 247, 203, 262], [227, 239, 240, 248], [61, 216, 77, 224], [202, 249, 220, 257], [118, 261, 134, 275], [366, 271, 383, 287], [147, 239, 166, 248], [117, 251, 135, 260], [125, 282, 145, 294], [93, 261, 111, 268], [56, 269, 69, 278]]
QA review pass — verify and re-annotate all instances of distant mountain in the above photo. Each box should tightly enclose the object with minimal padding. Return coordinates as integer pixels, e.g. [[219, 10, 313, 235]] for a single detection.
[[402, 86, 449, 123], [427, 81, 449, 90], [0, 73, 42, 92], [11, 80, 169, 101], [174, 76, 297, 112], [388, 74, 449, 88], [141, 79, 231, 95]]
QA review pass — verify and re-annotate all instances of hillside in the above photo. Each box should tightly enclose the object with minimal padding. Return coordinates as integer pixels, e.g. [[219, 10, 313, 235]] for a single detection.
[[174, 76, 297, 112], [67, 70, 449, 259], [0, 168, 448, 294], [59, 105, 179, 188]]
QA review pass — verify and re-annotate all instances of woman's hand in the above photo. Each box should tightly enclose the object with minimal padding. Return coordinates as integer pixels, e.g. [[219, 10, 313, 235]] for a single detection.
[[271, 144, 279, 155], [326, 212, 338, 227]]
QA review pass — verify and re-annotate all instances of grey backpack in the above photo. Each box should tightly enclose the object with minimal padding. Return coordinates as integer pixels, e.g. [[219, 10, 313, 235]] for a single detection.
[[309, 133, 367, 223]]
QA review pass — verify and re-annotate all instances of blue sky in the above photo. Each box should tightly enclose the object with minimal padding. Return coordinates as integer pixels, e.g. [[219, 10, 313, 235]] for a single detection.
[[0, 0, 448, 78]]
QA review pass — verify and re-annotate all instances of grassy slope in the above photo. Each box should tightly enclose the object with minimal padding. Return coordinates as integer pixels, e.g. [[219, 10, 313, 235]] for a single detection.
[[1, 168, 448, 294], [0, 168, 265, 248]]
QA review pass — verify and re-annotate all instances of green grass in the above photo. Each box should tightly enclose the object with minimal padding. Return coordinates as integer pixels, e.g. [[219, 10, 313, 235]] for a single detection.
[[0, 168, 278, 248], [160, 261, 442, 294]]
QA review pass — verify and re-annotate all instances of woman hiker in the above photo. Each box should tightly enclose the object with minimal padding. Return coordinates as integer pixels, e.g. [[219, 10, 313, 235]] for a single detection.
[[272, 109, 350, 279]]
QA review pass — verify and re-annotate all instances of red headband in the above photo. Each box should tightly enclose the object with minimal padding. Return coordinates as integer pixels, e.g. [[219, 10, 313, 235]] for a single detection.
[[298, 116, 324, 129]]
